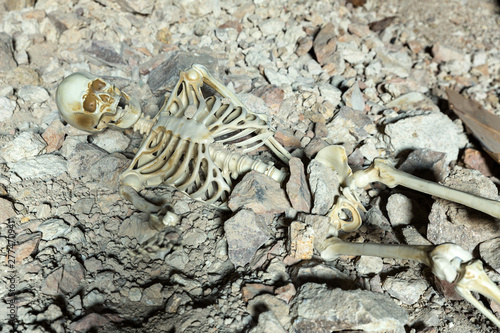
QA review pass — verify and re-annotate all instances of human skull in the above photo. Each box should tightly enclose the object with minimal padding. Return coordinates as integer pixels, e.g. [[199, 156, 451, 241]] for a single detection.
[[55, 72, 141, 132]]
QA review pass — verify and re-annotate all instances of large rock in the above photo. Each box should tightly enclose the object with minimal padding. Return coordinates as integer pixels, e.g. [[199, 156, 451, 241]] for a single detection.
[[385, 112, 467, 166], [291, 283, 408, 332]]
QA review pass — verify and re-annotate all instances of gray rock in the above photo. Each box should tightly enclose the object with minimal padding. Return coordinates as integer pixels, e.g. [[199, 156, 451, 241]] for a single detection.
[[0, 33, 17, 71], [398, 148, 448, 182], [224, 209, 273, 267], [84, 40, 125, 66], [249, 311, 287, 333], [228, 171, 290, 214], [307, 159, 340, 216], [37, 304, 62, 322], [318, 83, 342, 108], [286, 157, 311, 213], [356, 256, 384, 275], [264, 68, 293, 87], [86, 153, 129, 190], [479, 237, 500, 274], [91, 130, 130, 153], [383, 274, 428, 305], [313, 23, 337, 65], [0, 97, 16, 122], [1, 132, 46, 163], [385, 112, 467, 166], [337, 41, 369, 65], [67, 143, 108, 179], [428, 167, 500, 252], [141, 283, 164, 306], [17, 86, 50, 103], [115, 0, 155, 14], [385, 92, 439, 112], [259, 18, 285, 36], [147, 51, 219, 96], [119, 213, 159, 244], [41, 258, 86, 296], [74, 198, 94, 215], [37, 219, 71, 241], [386, 193, 414, 227], [291, 283, 408, 332], [248, 294, 291, 329], [9, 155, 67, 180]]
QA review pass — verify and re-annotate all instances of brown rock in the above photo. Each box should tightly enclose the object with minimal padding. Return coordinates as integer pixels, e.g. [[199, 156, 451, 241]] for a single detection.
[[69, 313, 110, 332], [252, 84, 284, 114], [8, 232, 41, 264], [228, 171, 290, 214], [348, 23, 371, 38], [368, 16, 396, 32], [304, 138, 329, 159], [275, 283, 296, 304], [218, 20, 243, 33], [0, 198, 16, 222], [242, 283, 274, 302], [274, 128, 301, 149], [462, 148, 496, 177], [432, 43, 465, 63], [289, 221, 314, 260], [42, 120, 66, 153], [286, 158, 311, 213], [408, 40, 424, 54], [41, 258, 86, 296], [313, 23, 337, 65], [296, 36, 313, 56]]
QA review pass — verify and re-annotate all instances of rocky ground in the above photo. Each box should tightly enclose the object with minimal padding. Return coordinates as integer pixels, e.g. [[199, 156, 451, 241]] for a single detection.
[[0, 0, 500, 332]]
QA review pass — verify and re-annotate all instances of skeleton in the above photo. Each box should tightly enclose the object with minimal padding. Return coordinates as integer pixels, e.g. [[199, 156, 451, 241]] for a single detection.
[[56, 64, 500, 328]]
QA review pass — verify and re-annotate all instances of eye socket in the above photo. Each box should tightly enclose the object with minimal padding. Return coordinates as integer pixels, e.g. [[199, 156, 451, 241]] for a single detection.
[[83, 94, 97, 112], [91, 79, 106, 92]]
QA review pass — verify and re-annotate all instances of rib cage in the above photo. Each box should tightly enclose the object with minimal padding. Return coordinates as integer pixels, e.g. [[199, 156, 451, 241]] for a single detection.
[[120, 68, 283, 205]]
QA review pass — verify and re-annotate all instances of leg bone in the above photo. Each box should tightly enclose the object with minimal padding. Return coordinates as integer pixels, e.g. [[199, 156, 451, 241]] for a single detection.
[[319, 237, 500, 328], [352, 158, 500, 219]]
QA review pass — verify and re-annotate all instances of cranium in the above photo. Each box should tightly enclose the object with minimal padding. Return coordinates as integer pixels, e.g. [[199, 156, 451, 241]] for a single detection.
[[55, 72, 142, 132]]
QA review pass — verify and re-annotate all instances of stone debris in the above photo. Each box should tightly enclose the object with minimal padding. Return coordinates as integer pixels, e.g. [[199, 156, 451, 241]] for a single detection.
[[291, 283, 408, 333], [0, 0, 498, 331]]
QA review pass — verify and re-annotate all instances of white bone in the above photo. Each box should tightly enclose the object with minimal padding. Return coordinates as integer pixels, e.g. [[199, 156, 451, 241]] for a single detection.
[[319, 237, 500, 328]]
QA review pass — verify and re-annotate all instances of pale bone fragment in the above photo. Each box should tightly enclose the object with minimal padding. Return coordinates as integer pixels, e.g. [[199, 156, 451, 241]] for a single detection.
[[56, 65, 291, 224], [319, 237, 500, 328], [315, 145, 500, 233]]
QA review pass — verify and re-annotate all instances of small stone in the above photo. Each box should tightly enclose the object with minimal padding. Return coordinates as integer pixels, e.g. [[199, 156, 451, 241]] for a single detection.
[[115, 0, 154, 14], [0, 33, 17, 71], [86, 153, 129, 190], [386, 194, 414, 227], [42, 120, 66, 153], [0, 198, 16, 222], [0, 96, 16, 122], [249, 311, 287, 333], [348, 23, 371, 37], [67, 143, 107, 179], [224, 209, 273, 267], [92, 130, 130, 154], [274, 128, 301, 149], [432, 43, 466, 63], [141, 283, 164, 306], [1, 132, 46, 163], [9, 155, 67, 181], [252, 85, 285, 115], [399, 149, 448, 182], [259, 18, 285, 36], [41, 258, 86, 296], [275, 283, 296, 304], [386, 92, 439, 112], [383, 274, 428, 305], [286, 157, 311, 213], [304, 138, 329, 159], [462, 148, 496, 177], [313, 23, 337, 65], [85, 40, 124, 66], [291, 283, 407, 332], [69, 313, 110, 332], [228, 171, 290, 214], [17, 85, 50, 103], [318, 83, 342, 108], [356, 256, 383, 275], [37, 219, 71, 241], [40, 304, 62, 321], [119, 213, 159, 244], [296, 36, 313, 56], [289, 221, 314, 260], [247, 294, 291, 329], [10, 232, 42, 264], [479, 237, 500, 274], [242, 283, 274, 302], [263, 68, 293, 86], [307, 159, 340, 216]]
